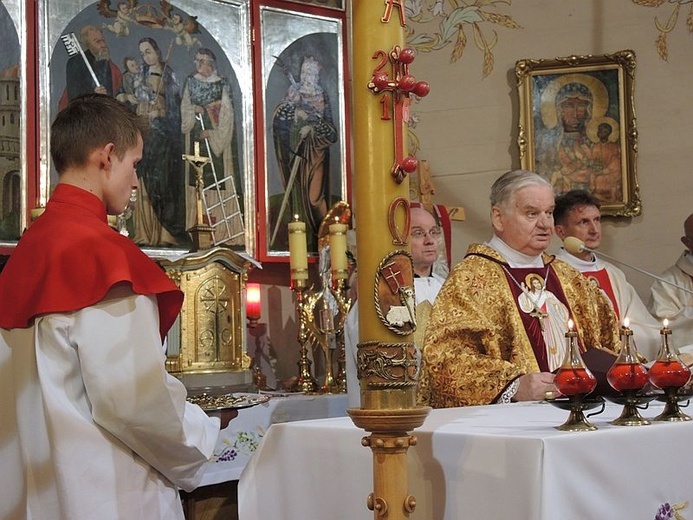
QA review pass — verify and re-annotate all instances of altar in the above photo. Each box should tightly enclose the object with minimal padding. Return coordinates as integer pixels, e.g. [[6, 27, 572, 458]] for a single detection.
[[238, 400, 693, 519], [198, 392, 348, 487]]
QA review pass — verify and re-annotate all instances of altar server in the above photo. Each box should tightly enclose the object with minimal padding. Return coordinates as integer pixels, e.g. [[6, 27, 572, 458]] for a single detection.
[[0, 94, 231, 520]]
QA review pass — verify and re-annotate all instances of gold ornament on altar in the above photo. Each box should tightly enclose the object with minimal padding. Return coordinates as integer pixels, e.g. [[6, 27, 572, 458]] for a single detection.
[[159, 247, 253, 389], [288, 203, 353, 393]]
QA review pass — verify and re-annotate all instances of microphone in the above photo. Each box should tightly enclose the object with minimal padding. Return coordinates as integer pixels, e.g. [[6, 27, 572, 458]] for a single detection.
[[563, 236, 693, 296]]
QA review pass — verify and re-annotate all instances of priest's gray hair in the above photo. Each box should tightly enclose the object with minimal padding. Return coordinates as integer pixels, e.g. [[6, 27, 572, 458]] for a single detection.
[[490, 170, 552, 210]]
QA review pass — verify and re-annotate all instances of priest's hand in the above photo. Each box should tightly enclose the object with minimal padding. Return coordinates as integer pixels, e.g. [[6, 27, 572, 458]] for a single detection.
[[514, 372, 558, 402]]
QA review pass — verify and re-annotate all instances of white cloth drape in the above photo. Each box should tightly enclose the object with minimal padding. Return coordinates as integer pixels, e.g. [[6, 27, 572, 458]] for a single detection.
[[0, 287, 219, 520], [649, 251, 693, 350]]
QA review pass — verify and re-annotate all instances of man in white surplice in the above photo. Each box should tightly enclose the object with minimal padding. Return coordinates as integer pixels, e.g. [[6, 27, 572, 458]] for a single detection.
[[649, 212, 693, 350], [0, 96, 233, 520], [553, 189, 661, 359]]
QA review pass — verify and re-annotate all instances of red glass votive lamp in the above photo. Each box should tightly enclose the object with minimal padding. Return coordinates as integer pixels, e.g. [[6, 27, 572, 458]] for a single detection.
[[555, 366, 597, 396], [649, 320, 691, 389], [246, 283, 261, 328], [607, 321, 649, 393], [554, 322, 597, 397], [650, 360, 691, 389]]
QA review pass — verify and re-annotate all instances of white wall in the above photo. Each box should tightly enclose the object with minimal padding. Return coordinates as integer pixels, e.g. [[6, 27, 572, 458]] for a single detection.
[[406, 0, 693, 302]]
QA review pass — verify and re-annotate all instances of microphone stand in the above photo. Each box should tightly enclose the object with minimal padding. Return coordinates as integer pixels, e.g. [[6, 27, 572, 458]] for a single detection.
[[565, 237, 693, 296], [590, 249, 693, 296]]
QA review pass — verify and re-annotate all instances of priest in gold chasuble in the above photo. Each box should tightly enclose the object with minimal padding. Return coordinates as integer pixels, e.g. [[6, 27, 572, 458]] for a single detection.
[[420, 170, 621, 408]]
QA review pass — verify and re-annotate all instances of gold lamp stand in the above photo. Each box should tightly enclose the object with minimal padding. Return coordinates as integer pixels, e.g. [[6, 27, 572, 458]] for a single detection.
[[291, 279, 319, 393], [654, 388, 692, 422], [290, 266, 351, 393]]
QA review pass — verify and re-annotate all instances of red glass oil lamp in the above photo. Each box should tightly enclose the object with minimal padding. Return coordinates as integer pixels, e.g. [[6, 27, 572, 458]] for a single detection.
[[554, 320, 597, 397], [607, 319, 649, 393], [606, 318, 651, 426], [552, 320, 599, 431], [650, 319, 692, 422]]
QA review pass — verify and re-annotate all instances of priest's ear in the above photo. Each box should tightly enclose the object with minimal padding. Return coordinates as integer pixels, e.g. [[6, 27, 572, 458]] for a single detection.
[[491, 205, 504, 233]]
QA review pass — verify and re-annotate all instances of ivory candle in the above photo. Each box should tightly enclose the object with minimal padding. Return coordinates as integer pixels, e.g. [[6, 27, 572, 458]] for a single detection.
[[288, 216, 308, 281], [329, 220, 348, 279]]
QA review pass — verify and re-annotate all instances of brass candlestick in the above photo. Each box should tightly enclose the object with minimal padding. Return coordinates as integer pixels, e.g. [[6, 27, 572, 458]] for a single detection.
[[314, 291, 337, 393], [291, 280, 318, 393], [298, 272, 351, 394], [288, 207, 353, 394], [327, 278, 351, 393]]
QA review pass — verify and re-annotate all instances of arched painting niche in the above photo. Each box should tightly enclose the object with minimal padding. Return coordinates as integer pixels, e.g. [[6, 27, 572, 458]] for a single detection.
[[40, 0, 255, 253]]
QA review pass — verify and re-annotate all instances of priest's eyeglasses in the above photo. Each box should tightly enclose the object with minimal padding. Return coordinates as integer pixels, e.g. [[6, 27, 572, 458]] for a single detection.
[[410, 227, 442, 240]]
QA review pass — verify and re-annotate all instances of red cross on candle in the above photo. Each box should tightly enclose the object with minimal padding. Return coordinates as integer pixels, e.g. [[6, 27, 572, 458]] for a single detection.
[[368, 46, 430, 184]]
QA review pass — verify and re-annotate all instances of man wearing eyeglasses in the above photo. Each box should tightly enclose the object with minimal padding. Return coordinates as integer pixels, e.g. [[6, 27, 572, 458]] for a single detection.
[[345, 206, 446, 407], [409, 206, 447, 300], [420, 170, 621, 408], [649, 213, 693, 349]]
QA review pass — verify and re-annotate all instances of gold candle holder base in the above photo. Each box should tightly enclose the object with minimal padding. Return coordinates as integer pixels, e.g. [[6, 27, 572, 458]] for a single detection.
[[611, 404, 650, 426], [556, 409, 598, 432], [654, 388, 692, 422], [610, 391, 651, 426], [318, 350, 340, 394], [551, 395, 602, 432], [292, 346, 318, 393], [291, 283, 318, 393]]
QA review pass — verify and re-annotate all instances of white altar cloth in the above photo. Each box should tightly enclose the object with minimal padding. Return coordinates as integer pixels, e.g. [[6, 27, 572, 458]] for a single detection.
[[198, 392, 348, 487], [238, 400, 693, 519]]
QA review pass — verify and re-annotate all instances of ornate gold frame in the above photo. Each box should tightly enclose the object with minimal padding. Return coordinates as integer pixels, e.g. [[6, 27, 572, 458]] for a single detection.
[[515, 50, 640, 217]]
